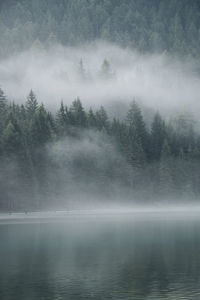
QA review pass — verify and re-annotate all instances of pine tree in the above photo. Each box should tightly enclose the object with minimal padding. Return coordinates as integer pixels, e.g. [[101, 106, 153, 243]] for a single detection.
[[122, 124, 146, 190], [25, 90, 38, 118], [95, 106, 109, 132], [0, 87, 7, 113], [159, 140, 174, 199], [87, 108, 97, 128], [69, 98, 86, 127], [0, 88, 7, 131], [151, 112, 166, 161], [56, 101, 69, 135], [126, 100, 148, 157], [35, 104, 52, 145], [2, 120, 22, 155]]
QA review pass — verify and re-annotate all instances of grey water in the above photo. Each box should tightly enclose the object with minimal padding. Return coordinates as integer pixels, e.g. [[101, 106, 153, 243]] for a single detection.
[[0, 211, 200, 299]]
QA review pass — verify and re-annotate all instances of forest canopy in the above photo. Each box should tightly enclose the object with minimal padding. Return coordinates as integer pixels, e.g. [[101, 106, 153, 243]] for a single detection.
[[0, 89, 199, 211], [0, 0, 199, 59], [0, 1, 200, 211]]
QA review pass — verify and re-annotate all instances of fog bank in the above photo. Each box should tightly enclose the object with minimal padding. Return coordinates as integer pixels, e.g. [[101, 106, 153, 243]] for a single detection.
[[0, 42, 200, 118]]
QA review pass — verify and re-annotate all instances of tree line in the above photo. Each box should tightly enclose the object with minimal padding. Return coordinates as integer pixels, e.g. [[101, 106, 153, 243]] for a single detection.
[[0, 88, 199, 211], [0, 0, 199, 60]]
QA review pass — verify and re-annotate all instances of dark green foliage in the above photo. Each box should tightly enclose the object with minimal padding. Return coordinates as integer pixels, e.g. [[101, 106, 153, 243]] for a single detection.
[[56, 101, 69, 136], [126, 100, 148, 156], [69, 98, 87, 128], [2, 120, 22, 154], [87, 108, 97, 128], [0, 88, 7, 132], [25, 90, 38, 118], [0, 0, 200, 59], [150, 112, 166, 160], [158, 140, 174, 197], [0, 90, 199, 211], [0, 88, 7, 112], [95, 106, 109, 131]]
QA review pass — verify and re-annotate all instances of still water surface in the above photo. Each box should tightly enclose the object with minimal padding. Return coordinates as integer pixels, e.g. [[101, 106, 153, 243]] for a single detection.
[[0, 212, 200, 299]]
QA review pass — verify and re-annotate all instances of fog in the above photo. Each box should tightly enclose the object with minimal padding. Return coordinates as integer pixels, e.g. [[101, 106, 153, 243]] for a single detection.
[[0, 41, 200, 118], [1, 41, 200, 212], [44, 130, 134, 209]]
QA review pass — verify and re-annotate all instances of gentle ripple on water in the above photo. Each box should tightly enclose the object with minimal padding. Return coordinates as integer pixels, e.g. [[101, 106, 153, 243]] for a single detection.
[[0, 213, 200, 299]]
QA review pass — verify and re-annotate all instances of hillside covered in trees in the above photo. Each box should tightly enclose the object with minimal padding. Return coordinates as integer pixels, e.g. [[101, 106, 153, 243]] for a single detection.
[[0, 0, 199, 59], [0, 88, 199, 211], [0, 0, 199, 211]]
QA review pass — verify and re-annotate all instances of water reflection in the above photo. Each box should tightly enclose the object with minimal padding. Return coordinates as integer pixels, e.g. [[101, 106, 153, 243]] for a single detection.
[[0, 216, 200, 299]]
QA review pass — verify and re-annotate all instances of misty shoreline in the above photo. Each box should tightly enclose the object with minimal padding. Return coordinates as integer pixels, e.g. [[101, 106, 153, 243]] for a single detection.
[[1, 206, 200, 224], [0, 1, 200, 300], [0, 88, 200, 211]]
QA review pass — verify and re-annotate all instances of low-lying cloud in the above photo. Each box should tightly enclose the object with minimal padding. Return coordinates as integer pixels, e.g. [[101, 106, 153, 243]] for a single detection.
[[0, 41, 199, 118], [46, 130, 133, 208]]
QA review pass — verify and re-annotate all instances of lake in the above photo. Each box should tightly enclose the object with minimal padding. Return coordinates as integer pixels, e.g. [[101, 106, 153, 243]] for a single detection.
[[0, 210, 200, 299]]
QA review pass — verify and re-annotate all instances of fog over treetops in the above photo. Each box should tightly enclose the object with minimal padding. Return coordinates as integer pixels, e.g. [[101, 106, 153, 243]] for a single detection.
[[0, 0, 200, 212], [0, 42, 200, 120], [1, 3, 200, 300]]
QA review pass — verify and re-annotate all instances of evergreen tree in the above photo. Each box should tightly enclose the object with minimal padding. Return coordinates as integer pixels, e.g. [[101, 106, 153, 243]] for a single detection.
[[0, 87, 7, 113], [0, 87, 7, 132], [0, 88, 199, 210], [35, 104, 52, 145], [0, 0, 200, 59], [87, 108, 97, 128], [126, 100, 148, 157], [95, 106, 109, 131], [25, 90, 38, 118], [2, 120, 22, 155], [158, 140, 174, 199], [69, 98, 86, 127], [56, 101, 69, 135], [151, 112, 166, 160]]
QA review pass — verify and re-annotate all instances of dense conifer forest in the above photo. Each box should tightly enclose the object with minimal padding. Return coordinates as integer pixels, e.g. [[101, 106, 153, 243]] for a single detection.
[[0, 0, 200, 211], [1, 2, 200, 300], [0, 88, 199, 211], [0, 0, 200, 59]]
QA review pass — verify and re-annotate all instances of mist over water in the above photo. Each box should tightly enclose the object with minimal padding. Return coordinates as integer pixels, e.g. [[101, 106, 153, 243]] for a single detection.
[[1, 1, 200, 299], [1, 215, 200, 299], [0, 42, 200, 118]]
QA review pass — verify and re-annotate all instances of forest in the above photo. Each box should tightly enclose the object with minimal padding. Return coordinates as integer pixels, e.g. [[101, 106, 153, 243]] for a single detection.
[[0, 0, 200, 211], [0, 87, 199, 211], [1, 2, 200, 300], [0, 0, 199, 60]]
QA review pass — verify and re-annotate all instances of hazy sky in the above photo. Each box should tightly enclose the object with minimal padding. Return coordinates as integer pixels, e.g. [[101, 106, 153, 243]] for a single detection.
[[0, 41, 199, 119]]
